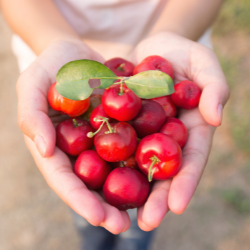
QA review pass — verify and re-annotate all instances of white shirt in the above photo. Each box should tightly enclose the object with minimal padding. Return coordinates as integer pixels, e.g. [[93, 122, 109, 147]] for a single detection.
[[11, 0, 212, 72]]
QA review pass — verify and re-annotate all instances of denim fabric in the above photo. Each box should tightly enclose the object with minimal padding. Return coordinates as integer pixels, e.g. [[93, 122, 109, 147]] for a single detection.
[[71, 209, 155, 250]]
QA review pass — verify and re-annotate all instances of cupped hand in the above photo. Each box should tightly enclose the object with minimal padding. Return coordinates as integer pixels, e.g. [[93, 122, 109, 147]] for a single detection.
[[130, 32, 230, 231], [16, 40, 130, 234]]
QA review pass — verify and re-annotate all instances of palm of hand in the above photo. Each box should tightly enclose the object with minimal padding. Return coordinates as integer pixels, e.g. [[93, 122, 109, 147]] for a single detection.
[[131, 32, 229, 231], [18, 40, 131, 234], [17, 34, 229, 234]]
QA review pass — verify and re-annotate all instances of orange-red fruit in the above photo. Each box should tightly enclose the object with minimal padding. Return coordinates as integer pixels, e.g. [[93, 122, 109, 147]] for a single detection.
[[48, 82, 90, 117]]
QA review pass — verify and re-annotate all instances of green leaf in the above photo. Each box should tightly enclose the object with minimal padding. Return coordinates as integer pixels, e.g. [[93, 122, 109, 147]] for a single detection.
[[125, 70, 174, 99], [56, 60, 117, 100]]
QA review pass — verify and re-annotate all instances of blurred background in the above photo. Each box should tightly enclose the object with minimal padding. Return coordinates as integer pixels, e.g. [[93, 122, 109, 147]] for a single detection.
[[0, 0, 250, 249]]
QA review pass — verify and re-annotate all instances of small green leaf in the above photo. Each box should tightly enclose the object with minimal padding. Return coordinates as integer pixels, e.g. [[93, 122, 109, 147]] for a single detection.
[[125, 70, 174, 99], [56, 60, 117, 100]]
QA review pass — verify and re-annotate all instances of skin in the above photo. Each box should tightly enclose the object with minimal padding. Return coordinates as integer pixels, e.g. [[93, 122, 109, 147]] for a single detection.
[[1, 0, 229, 234], [148, 0, 224, 41], [131, 32, 230, 231]]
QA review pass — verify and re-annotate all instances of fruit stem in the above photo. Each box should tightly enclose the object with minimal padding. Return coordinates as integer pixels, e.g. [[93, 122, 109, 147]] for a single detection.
[[117, 63, 125, 71], [104, 117, 114, 134], [72, 119, 82, 128], [119, 81, 124, 95], [87, 116, 113, 138], [148, 155, 161, 182]]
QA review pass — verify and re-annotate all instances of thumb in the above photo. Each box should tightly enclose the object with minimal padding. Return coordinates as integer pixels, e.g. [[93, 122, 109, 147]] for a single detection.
[[199, 81, 230, 126], [189, 47, 230, 127]]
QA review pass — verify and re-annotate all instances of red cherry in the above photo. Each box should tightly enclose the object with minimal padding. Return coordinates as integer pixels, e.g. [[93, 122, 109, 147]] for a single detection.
[[133, 55, 174, 79], [90, 104, 111, 130], [103, 167, 149, 210], [151, 96, 177, 119], [136, 133, 182, 181], [129, 100, 166, 138], [110, 154, 139, 169], [94, 122, 137, 162], [171, 80, 201, 109], [102, 83, 142, 121], [74, 150, 112, 190], [160, 118, 188, 148], [104, 57, 135, 77], [56, 118, 94, 156]]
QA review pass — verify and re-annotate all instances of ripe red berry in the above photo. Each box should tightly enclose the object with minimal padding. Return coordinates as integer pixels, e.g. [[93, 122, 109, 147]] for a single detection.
[[90, 104, 111, 130], [103, 167, 149, 210], [94, 122, 137, 162], [171, 80, 201, 109], [136, 133, 182, 181], [104, 57, 135, 77], [133, 55, 174, 79], [129, 99, 166, 138], [74, 150, 112, 190], [56, 118, 94, 156], [151, 96, 177, 119], [160, 118, 188, 148], [102, 83, 142, 121]]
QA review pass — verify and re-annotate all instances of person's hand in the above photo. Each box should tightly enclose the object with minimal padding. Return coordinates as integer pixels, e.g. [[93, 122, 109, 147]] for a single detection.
[[130, 32, 230, 231], [17, 39, 131, 234]]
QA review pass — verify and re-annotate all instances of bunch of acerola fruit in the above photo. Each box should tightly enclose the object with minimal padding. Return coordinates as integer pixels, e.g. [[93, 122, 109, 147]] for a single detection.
[[48, 55, 201, 211]]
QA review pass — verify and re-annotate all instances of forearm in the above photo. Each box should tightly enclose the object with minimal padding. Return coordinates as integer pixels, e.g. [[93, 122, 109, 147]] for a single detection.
[[149, 0, 224, 41], [0, 0, 81, 54]]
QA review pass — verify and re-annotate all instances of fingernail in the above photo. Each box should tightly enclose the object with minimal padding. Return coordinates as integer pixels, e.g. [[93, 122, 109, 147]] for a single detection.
[[34, 135, 46, 157], [217, 103, 223, 125]]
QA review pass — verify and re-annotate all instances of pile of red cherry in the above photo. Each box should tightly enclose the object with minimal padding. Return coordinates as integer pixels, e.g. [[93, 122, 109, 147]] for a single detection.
[[48, 55, 201, 210]]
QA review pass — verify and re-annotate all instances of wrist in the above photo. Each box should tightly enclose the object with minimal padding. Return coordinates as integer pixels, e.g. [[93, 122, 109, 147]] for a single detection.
[[148, 26, 192, 41], [34, 33, 83, 55]]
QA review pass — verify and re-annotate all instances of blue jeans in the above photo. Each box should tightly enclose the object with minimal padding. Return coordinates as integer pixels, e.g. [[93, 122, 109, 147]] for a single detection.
[[72, 209, 155, 250]]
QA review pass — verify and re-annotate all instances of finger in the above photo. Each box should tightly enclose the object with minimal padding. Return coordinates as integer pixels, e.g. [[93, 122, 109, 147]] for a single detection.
[[17, 63, 55, 157], [137, 180, 171, 231], [99, 205, 130, 234], [92, 193, 131, 234], [168, 112, 215, 214], [190, 46, 230, 127], [137, 208, 155, 232], [120, 211, 131, 232], [24, 136, 105, 226], [199, 81, 230, 126]]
